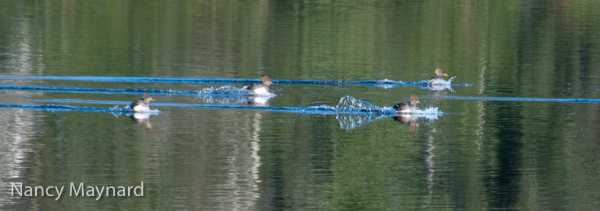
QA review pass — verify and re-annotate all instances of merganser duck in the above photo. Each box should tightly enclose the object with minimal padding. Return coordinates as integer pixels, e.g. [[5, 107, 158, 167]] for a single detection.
[[430, 68, 448, 80], [246, 76, 273, 95], [130, 92, 155, 112], [394, 95, 420, 113], [428, 68, 449, 86]]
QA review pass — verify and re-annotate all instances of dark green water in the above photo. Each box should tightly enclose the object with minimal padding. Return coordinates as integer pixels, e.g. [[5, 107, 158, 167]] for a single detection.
[[1, 0, 600, 210]]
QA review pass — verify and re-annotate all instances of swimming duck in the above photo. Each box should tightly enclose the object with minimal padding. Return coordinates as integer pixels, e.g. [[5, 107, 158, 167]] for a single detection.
[[130, 92, 155, 112], [246, 76, 273, 95], [430, 68, 448, 80], [429, 68, 449, 86], [394, 95, 420, 113]]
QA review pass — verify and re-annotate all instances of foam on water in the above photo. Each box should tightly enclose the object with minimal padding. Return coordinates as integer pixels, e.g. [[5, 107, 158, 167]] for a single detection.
[[335, 95, 383, 112], [426, 76, 456, 85], [410, 106, 443, 120], [199, 85, 277, 97], [200, 85, 249, 95]]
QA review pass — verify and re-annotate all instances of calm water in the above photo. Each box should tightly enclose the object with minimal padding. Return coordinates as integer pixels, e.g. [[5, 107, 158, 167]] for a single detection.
[[1, 0, 600, 210]]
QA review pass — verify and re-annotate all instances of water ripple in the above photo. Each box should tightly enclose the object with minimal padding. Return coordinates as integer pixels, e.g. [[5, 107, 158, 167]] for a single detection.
[[0, 75, 470, 88], [0, 104, 160, 116], [0, 85, 198, 95], [442, 95, 600, 103], [28, 96, 443, 116]]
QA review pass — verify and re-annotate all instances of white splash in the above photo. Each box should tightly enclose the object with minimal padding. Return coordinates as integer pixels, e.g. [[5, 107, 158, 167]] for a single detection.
[[336, 95, 381, 111], [427, 76, 455, 91], [200, 85, 276, 97], [120, 105, 161, 114], [410, 106, 443, 120]]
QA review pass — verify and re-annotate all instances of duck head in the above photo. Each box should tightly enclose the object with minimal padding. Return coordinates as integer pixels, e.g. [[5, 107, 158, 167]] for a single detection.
[[262, 76, 273, 86], [410, 95, 420, 106], [144, 92, 155, 103], [435, 68, 448, 77]]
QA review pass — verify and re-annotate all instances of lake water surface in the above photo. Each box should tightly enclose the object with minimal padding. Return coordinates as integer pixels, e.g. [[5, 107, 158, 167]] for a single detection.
[[1, 0, 600, 210]]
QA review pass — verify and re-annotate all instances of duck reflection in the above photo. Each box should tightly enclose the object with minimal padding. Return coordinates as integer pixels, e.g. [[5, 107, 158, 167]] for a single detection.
[[429, 86, 450, 101], [393, 114, 419, 133], [247, 96, 270, 107], [129, 113, 152, 130]]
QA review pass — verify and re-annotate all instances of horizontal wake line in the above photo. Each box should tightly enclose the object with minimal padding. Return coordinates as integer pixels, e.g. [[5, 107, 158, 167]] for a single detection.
[[0, 85, 199, 95], [24, 99, 392, 115], [442, 96, 600, 103], [0, 104, 129, 113], [2, 85, 597, 104], [0, 75, 469, 87]]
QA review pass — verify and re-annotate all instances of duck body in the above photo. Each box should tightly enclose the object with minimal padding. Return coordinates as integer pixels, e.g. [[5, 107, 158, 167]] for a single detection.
[[394, 102, 417, 113], [246, 76, 273, 95], [130, 92, 155, 112], [394, 95, 420, 113], [247, 84, 270, 95], [428, 68, 448, 85]]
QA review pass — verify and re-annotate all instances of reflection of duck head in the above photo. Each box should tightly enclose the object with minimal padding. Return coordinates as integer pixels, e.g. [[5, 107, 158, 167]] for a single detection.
[[394, 95, 420, 113], [130, 92, 155, 111], [130, 113, 152, 130], [248, 96, 270, 107], [246, 76, 273, 95], [393, 114, 419, 133]]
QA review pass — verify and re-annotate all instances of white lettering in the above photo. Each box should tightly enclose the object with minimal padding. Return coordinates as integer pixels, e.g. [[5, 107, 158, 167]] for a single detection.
[[24, 186, 32, 196], [106, 186, 115, 196], [45, 186, 54, 197], [70, 182, 84, 196], [134, 182, 144, 196], [34, 186, 44, 197], [55, 186, 64, 200], [86, 186, 94, 197], [95, 186, 105, 200], [11, 183, 22, 196], [117, 186, 125, 196]]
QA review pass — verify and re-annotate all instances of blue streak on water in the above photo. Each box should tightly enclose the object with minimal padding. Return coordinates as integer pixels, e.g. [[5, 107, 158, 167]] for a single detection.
[[0, 85, 199, 95], [442, 95, 600, 103], [19, 96, 443, 130], [31, 99, 391, 115], [29, 96, 444, 117], [0, 75, 470, 88], [0, 104, 158, 116]]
